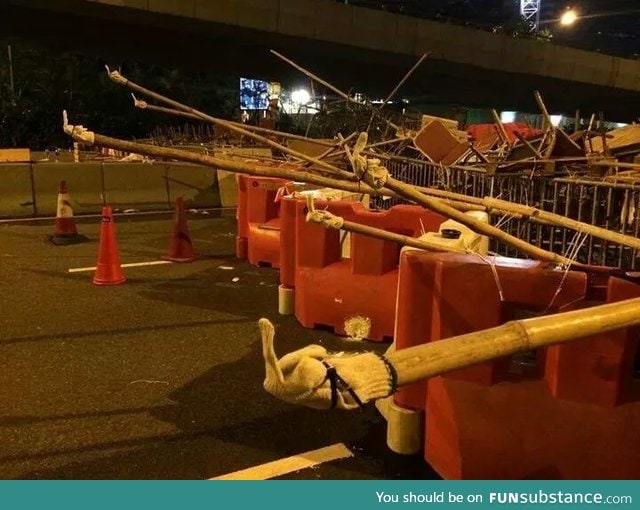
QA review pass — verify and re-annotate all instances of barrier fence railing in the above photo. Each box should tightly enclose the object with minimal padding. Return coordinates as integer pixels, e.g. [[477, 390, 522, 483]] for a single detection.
[[374, 155, 640, 270]]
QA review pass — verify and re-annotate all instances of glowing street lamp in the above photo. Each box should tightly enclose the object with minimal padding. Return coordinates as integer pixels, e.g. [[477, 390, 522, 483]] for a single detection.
[[560, 8, 578, 27], [291, 89, 311, 105]]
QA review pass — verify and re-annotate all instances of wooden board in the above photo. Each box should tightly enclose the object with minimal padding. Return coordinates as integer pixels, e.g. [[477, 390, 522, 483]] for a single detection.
[[591, 125, 640, 154], [414, 120, 469, 164], [421, 115, 459, 131]]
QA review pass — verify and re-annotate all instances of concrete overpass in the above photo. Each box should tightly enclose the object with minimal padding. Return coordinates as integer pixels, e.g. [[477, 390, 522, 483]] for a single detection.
[[3, 0, 640, 120]]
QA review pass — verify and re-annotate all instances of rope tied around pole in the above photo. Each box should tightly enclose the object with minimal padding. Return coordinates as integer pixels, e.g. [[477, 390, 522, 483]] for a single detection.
[[349, 132, 389, 190], [131, 94, 148, 110], [305, 195, 344, 230], [62, 111, 95, 145], [106, 66, 128, 86]]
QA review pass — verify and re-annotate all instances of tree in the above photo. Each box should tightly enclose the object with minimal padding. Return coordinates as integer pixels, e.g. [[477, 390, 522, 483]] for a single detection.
[[0, 40, 238, 149]]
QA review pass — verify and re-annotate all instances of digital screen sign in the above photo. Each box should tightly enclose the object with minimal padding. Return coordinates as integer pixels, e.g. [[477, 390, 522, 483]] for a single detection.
[[240, 78, 269, 110]]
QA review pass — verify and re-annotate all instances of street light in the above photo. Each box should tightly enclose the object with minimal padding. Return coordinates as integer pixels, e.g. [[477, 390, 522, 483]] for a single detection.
[[559, 8, 578, 26], [291, 89, 311, 105]]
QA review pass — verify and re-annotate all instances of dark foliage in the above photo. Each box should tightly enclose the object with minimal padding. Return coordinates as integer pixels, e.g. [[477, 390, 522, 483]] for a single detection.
[[0, 40, 239, 149]]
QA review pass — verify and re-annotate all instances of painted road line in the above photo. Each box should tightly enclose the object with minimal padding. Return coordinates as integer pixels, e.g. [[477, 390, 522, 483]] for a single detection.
[[68, 260, 173, 273], [210, 443, 353, 480]]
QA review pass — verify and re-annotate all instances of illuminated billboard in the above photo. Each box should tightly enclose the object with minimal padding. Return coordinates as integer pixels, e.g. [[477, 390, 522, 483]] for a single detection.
[[240, 78, 269, 110]]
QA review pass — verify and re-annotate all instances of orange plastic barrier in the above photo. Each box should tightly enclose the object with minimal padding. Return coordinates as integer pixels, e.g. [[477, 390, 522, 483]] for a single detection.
[[467, 122, 543, 143], [394, 252, 588, 410], [393, 250, 640, 478], [281, 198, 445, 341], [236, 174, 288, 268]]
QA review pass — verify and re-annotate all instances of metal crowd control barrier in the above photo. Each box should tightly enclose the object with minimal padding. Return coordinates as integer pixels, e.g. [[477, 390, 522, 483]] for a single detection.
[[374, 155, 640, 270]]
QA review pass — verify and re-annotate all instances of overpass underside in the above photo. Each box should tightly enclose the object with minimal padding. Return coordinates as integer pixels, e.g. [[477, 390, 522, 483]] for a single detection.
[[2, 0, 638, 120]]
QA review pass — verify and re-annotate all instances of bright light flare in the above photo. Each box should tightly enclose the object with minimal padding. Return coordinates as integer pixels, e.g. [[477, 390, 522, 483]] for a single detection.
[[291, 89, 311, 105], [550, 115, 563, 127], [560, 9, 578, 26]]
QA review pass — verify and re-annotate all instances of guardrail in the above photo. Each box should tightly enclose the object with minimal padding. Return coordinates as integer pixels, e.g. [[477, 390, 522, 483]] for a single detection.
[[0, 161, 221, 218]]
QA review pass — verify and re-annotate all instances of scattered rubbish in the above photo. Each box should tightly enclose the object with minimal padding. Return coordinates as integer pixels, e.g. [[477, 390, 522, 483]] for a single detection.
[[334, 298, 343, 304], [123, 209, 139, 214], [344, 315, 371, 341], [218, 265, 234, 270], [232, 277, 240, 282]]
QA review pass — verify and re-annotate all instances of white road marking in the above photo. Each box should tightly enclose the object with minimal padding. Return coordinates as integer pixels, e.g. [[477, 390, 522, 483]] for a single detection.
[[68, 260, 173, 273], [210, 443, 353, 480]]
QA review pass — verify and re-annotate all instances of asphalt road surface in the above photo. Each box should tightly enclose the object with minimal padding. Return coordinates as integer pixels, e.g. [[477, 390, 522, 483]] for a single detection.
[[0, 211, 439, 480]]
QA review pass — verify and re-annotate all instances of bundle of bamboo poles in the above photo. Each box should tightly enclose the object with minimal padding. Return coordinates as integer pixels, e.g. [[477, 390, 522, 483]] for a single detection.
[[61, 57, 640, 267], [60, 60, 640, 411], [62, 104, 640, 267]]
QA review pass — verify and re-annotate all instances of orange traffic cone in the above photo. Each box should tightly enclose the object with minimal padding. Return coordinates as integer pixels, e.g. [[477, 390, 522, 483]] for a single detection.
[[50, 181, 87, 245], [93, 206, 126, 286], [163, 197, 197, 262]]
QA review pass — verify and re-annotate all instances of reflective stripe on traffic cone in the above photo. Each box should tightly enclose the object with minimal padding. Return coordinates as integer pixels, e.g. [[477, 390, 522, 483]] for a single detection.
[[54, 180, 78, 237]]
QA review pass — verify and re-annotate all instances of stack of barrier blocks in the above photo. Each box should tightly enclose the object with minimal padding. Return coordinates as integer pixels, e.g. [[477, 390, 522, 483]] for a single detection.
[[279, 197, 445, 341], [393, 250, 640, 479], [235, 176, 640, 479]]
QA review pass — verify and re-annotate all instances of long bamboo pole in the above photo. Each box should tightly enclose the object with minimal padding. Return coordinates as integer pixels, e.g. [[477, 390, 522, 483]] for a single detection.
[[377, 53, 429, 113], [270, 50, 400, 132], [107, 68, 351, 179], [305, 196, 466, 254], [134, 97, 336, 147], [491, 109, 511, 146], [412, 187, 640, 252], [389, 296, 640, 386], [63, 119, 393, 199], [365, 53, 429, 131], [383, 177, 574, 265], [483, 197, 640, 251], [308, 214, 466, 254]]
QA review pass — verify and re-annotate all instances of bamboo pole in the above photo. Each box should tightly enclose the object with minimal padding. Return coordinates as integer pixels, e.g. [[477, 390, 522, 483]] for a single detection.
[[377, 53, 429, 113], [63, 119, 394, 199], [361, 150, 488, 173], [365, 53, 429, 131], [555, 177, 640, 191], [305, 196, 466, 254], [383, 177, 574, 265], [389, 296, 640, 386], [491, 109, 511, 146], [64, 116, 577, 264], [594, 161, 640, 170], [365, 137, 412, 150], [270, 50, 400, 132], [134, 97, 336, 148], [484, 197, 640, 251], [107, 68, 351, 179], [534, 90, 552, 129], [514, 132, 543, 158], [304, 132, 358, 167]]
